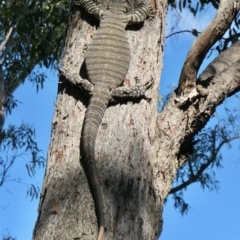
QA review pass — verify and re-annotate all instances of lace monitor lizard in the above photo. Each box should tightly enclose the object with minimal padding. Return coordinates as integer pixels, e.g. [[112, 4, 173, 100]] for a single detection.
[[65, 0, 154, 239]]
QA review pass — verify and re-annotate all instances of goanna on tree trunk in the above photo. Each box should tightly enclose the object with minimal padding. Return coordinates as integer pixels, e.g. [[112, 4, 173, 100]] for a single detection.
[[33, 0, 167, 239]]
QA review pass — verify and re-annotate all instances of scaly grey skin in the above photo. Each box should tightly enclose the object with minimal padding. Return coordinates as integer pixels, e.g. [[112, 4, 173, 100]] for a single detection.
[[65, 1, 154, 239]]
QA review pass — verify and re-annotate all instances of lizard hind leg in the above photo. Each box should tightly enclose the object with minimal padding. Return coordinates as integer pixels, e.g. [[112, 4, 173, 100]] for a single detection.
[[111, 78, 153, 99]]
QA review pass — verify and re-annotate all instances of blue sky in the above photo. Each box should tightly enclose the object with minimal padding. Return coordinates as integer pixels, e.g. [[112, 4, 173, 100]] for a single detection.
[[1, 4, 240, 240]]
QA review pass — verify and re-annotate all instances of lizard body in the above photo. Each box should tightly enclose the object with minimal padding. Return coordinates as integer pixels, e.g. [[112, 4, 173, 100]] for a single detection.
[[69, 1, 154, 239]]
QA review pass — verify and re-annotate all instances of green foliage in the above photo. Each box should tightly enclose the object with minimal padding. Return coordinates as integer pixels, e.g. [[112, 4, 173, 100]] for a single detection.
[[0, 123, 45, 199], [0, 0, 70, 94], [169, 104, 240, 214], [1, 230, 16, 240], [168, 0, 219, 10], [0, 2, 69, 196], [2, 237, 16, 240]]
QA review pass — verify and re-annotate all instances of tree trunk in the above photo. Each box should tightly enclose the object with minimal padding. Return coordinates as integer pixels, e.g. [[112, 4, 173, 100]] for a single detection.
[[33, 0, 167, 239], [33, 0, 240, 239]]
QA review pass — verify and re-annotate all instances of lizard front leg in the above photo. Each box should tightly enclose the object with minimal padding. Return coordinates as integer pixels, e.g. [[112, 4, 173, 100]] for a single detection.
[[127, 3, 154, 25], [59, 68, 94, 95], [72, 0, 103, 19], [111, 78, 153, 99]]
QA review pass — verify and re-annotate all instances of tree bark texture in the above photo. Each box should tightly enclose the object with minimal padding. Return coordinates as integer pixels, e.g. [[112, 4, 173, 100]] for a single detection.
[[33, 0, 240, 239], [33, 0, 167, 239]]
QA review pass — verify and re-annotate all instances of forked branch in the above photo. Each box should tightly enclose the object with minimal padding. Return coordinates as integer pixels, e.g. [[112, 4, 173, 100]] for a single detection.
[[177, 0, 240, 96]]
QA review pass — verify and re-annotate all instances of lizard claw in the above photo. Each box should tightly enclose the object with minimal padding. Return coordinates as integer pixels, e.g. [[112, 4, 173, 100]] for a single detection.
[[143, 77, 154, 89], [98, 10, 104, 19], [148, 5, 155, 21]]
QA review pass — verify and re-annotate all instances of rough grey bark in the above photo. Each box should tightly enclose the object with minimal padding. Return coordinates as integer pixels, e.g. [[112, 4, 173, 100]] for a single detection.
[[33, 0, 240, 239]]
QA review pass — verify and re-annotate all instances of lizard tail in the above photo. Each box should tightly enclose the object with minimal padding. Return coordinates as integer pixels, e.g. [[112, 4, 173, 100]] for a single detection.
[[80, 92, 109, 240]]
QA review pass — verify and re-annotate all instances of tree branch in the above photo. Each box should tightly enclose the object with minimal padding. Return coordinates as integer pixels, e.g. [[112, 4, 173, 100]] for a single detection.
[[177, 0, 240, 96], [169, 133, 240, 194], [180, 40, 240, 152], [165, 29, 200, 38], [0, 25, 16, 65], [156, 41, 240, 192]]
